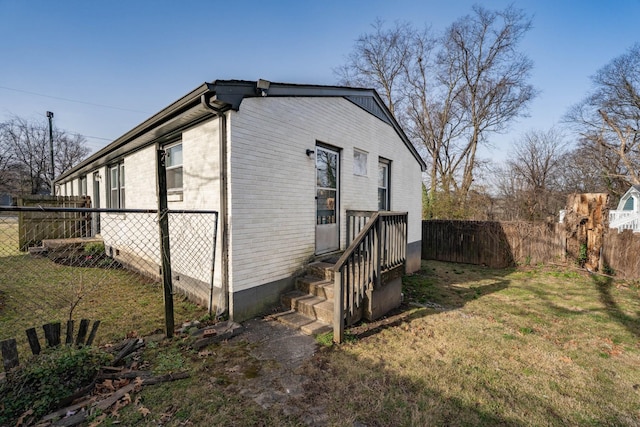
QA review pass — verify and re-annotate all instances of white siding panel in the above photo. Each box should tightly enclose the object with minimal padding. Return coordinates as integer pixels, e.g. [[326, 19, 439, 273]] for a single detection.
[[125, 147, 156, 209], [228, 97, 422, 293], [96, 119, 223, 305]]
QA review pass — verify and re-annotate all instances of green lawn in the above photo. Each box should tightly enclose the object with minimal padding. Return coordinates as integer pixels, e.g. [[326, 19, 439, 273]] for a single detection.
[[0, 219, 205, 353], [305, 261, 640, 426], [2, 213, 639, 427], [105, 261, 640, 426]]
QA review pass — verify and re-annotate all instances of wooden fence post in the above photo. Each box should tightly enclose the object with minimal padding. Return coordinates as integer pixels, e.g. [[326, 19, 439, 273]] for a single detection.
[[86, 320, 101, 346], [26, 327, 41, 355], [43, 322, 61, 347], [76, 319, 90, 346], [157, 149, 175, 338], [1, 339, 19, 372]]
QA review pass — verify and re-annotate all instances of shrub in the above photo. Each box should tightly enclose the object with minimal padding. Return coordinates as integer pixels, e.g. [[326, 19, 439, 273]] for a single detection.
[[0, 346, 112, 424], [84, 242, 105, 256]]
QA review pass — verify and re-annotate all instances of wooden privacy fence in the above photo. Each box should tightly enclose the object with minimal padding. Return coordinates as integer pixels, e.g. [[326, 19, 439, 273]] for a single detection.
[[422, 220, 566, 268], [18, 195, 91, 250], [601, 230, 640, 279]]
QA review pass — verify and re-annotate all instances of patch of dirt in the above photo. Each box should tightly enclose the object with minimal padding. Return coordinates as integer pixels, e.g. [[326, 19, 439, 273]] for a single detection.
[[229, 318, 329, 425]]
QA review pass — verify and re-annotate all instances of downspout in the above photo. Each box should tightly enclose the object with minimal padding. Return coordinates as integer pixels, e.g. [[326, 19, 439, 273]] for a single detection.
[[201, 93, 230, 319]]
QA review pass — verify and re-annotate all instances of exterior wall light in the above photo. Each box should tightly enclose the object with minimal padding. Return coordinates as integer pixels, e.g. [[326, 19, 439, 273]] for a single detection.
[[256, 79, 270, 97]]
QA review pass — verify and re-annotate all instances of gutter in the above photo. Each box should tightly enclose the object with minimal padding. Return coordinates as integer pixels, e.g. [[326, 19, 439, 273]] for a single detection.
[[201, 94, 231, 320]]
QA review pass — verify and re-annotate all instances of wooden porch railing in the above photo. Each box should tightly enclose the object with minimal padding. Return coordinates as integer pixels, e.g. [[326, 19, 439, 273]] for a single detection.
[[332, 211, 407, 343], [346, 210, 376, 244]]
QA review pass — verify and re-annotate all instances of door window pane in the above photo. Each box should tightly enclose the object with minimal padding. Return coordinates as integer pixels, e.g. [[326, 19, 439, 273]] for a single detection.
[[316, 149, 338, 189], [317, 189, 337, 224]]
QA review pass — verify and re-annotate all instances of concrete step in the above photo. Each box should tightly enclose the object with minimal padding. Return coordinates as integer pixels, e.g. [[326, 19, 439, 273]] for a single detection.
[[306, 261, 336, 281], [273, 310, 332, 336], [296, 276, 334, 300], [281, 291, 334, 324]]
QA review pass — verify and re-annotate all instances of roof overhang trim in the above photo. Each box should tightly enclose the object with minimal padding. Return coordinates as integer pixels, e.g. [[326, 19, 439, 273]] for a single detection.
[[57, 79, 425, 182]]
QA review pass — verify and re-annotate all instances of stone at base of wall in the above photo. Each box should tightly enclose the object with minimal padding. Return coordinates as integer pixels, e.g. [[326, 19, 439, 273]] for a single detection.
[[228, 239, 421, 323], [230, 276, 296, 322], [406, 240, 421, 273]]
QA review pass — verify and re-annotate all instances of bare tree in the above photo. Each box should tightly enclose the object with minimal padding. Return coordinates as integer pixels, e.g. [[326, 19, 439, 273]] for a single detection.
[[497, 128, 567, 221], [0, 115, 89, 195], [559, 145, 612, 195], [566, 43, 640, 199], [336, 5, 536, 218], [335, 19, 416, 117], [440, 5, 536, 208]]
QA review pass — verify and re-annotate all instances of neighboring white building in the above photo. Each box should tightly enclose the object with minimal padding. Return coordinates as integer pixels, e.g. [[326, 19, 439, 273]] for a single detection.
[[609, 185, 640, 232], [56, 79, 426, 321]]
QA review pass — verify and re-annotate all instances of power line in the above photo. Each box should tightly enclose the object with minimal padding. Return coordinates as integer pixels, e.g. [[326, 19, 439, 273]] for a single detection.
[[0, 85, 150, 114], [81, 134, 113, 141]]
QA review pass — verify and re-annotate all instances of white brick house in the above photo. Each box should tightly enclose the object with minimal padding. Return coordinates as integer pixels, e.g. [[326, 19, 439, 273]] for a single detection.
[[56, 80, 426, 321]]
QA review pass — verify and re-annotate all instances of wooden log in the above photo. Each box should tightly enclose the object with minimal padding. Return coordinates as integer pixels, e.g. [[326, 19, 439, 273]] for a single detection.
[[43, 322, 61, 347], [40, 398, 94, 423], [86, 320, 100, 346], [75, 319, 90, 346], [26, 327, 41, 355], [50, 409, 89, 426], [41, 371, 188, 426], [65, 320, 74, 346], [112, 339, 143, 366], [1, 339, 19, 371], [94, 382, 137, 411], [97, 370, 152, 380]]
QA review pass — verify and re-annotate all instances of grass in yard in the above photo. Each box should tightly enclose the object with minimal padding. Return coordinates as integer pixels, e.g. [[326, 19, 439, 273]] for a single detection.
[[103, 261, 640, 426], [0, 217, 205, 352], [3, 215, 640, 427], [0, 218, 20, 256], [301, 261, 640, 426], [0, 254, 205, 353]]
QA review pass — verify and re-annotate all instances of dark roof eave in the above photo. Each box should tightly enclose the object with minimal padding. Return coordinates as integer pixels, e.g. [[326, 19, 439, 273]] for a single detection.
[[57, 83, 215, 181], [58, 80, 426, 181], [207, 80, 426, 171]]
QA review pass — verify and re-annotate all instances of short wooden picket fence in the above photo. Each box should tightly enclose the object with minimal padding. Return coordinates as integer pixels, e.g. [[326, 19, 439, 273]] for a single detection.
[[1, 319, 100, 372]]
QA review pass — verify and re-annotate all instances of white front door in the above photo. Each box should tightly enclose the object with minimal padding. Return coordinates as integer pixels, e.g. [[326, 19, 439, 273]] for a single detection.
[[315, 146, 339, 253]]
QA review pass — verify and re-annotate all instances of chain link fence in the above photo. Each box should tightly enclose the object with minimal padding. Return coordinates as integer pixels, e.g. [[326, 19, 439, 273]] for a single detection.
[[0, 206, 218, 358]]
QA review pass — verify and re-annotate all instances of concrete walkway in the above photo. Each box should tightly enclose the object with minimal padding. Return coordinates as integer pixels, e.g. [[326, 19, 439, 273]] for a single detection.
[[230, 317, 328, 425]]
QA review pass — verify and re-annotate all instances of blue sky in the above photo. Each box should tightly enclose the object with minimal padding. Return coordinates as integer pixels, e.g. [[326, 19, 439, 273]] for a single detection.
[[1, 0, 639, 163]]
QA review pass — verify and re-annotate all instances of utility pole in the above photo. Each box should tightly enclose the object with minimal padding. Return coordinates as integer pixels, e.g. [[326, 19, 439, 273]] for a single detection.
[[46, 111, 55, 195]]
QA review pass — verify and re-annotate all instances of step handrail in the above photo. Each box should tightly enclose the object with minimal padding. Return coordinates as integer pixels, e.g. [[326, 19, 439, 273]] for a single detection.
[[332, 211, 407, 343]]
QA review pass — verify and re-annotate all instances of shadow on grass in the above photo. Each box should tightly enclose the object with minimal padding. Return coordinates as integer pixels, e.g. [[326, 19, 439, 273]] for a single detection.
[[304, 342, 568, 426], [591, 275, 640, 338], [350, 261, 510, 339]]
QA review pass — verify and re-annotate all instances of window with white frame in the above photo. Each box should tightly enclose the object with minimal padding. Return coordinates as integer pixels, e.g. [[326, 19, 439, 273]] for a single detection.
[[353, 149, 368, 176], [78, 175, 87, 196], [109, 162, 125, 208], [378, 159, 390, 211], [165, 142, 183, 194]]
